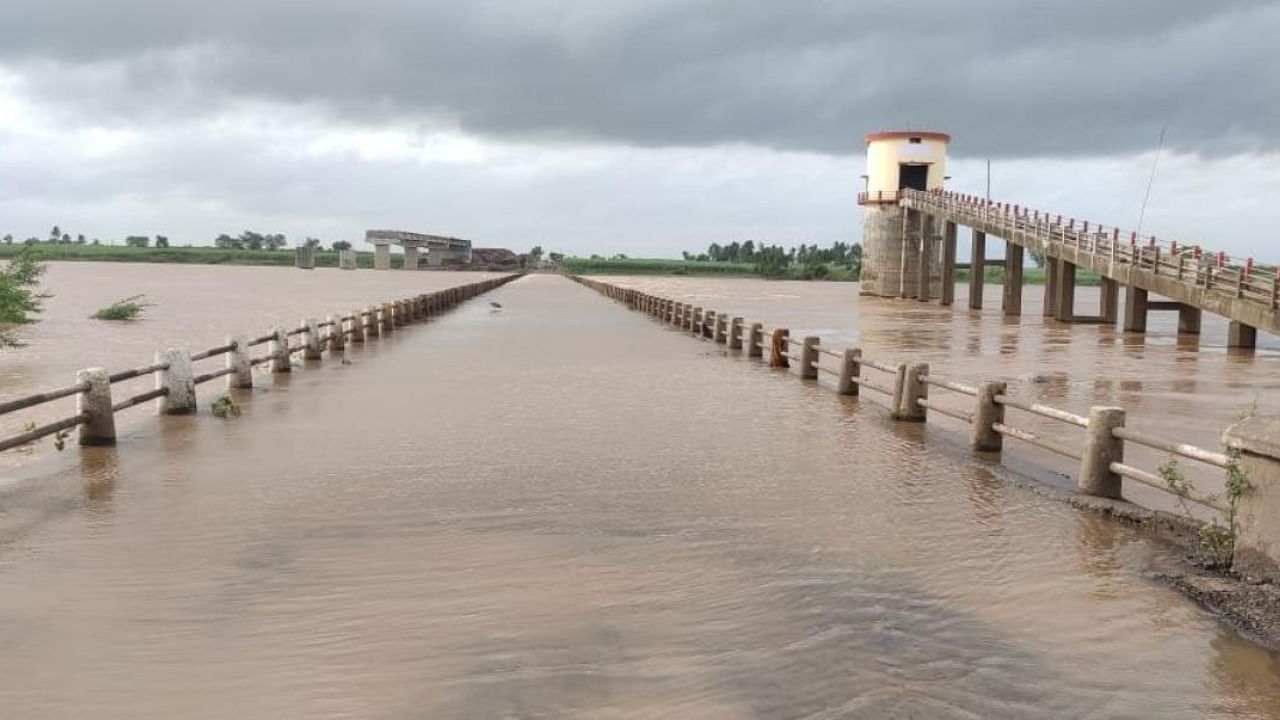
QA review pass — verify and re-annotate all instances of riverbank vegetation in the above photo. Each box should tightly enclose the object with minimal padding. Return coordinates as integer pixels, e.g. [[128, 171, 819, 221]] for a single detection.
[[0, 243, 407, 269], [0, 248, 49, 347]]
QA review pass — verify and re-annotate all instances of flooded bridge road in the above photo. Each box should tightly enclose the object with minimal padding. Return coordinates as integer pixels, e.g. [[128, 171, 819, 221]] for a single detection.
[[2, 274, 1279, 718]]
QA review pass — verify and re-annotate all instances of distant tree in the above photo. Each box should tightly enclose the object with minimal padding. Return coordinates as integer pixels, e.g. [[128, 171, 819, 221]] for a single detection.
[[91, 238, 101, 246], [548, 252, 564, 263], [124, 235, 150, 248], [303, 237, 321, 249], [23, 237, 38, 245], [528, 245, 544, 262], [331, 240, 352, 251], [154, 235, 170, 248], [48, 226, 61, 243], [2, 234, 11, 245], [59, 233, 71, 244], [1027, 249, 1046, 268], [214, 233, 239, 249], [264, 233, 288, 251], [612, 253, 628, 260], [76, 233, 86, 244]]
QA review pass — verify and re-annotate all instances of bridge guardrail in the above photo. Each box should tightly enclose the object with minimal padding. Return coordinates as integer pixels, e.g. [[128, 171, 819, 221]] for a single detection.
[[0, 275, 521, 455], [571, 275, 1244, 522]]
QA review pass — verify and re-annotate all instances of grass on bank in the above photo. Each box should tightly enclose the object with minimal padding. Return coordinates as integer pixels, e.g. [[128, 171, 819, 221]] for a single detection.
[[92, 294, 152, 321]]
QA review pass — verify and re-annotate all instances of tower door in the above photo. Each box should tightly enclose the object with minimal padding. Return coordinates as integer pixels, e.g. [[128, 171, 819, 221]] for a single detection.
[[898, 164, 929, 191]]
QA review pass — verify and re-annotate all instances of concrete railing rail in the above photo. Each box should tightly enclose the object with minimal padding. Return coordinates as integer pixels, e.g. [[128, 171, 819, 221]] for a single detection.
[[0, 274, 521, 454]]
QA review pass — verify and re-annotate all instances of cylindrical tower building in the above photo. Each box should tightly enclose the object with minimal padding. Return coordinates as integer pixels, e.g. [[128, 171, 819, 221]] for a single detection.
[[858, 131, 950, 298]]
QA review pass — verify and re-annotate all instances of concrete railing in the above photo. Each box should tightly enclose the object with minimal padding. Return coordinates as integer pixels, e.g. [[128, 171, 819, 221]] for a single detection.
[[0, 274, 521, 454], [571, 275, 1280, 581]]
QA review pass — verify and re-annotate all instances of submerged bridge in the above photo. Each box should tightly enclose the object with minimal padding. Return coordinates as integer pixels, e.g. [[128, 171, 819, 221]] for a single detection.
[[860, 188, 1278, 349]]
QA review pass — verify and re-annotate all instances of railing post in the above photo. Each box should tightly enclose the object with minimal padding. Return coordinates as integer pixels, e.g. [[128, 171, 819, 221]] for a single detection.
[[897, 362, 928, 421], [365, 305, 380, 339], [1222, 416, 1280, 582], [769, 329, 790, 368], [349, 309, 365, 343], [889, 363, 907, 419], [714, 314, 729, 344], [799, 336, 819, 380], [326, 314, 345, 353], [381, 302, 395, 333], [269, 327, 292, 373], [971, 381, 1005, 450], [156, 348, 196, 414], [303, 318, 323, 360], [691, 308, 703, 335], [76, 368, 116, 446], [728, 317, 743, 350], [703, 310, 715, 339], [836, 348, 861, 396], [747, 323, 764, 358], [227, 335, 253, 389], [1079, 406, 1126, 498]]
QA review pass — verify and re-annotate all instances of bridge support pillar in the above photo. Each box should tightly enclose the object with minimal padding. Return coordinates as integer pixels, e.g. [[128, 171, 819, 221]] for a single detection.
[[1053, 259, 1076, 322], [940, 221, 957, 306], [373, 242, 392, 270], [1177, 305, 1202, 335], [968, 230, 986, 309], [1123, 286, 1148, 332], [402, 245, 420, 270], [1042, 257, 1058, 318], [916, 214, 933, 302], [1228, 321, 1258, 349], [1002, 244, 1024, 316], [1099, 278, 1120, 325]]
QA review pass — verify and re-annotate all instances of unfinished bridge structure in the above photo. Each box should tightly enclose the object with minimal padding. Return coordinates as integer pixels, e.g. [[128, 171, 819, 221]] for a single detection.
[[365, 230, 472, 270]]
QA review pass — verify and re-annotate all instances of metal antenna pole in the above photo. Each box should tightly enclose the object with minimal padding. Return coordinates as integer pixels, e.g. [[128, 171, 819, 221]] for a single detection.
[[1136, 128, 1166, 237]]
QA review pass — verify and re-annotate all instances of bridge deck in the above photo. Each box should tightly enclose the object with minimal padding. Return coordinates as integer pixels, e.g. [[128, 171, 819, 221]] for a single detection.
[[900, 190, 1280, 336]]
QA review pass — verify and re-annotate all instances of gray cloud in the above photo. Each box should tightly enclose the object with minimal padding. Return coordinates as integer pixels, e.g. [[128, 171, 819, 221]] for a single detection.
[[1, 0, 1276, 157]]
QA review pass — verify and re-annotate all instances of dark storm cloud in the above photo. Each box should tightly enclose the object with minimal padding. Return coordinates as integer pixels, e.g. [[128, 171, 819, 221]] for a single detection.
[[0, 0, 1276, 157]]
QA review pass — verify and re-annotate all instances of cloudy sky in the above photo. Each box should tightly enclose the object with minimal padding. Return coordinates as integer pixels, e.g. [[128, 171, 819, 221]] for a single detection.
[[0, 0, 1277, 258]]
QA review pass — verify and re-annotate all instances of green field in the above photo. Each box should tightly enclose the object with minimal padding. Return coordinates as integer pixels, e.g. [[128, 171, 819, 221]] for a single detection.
[[0, 244, 406, 268]]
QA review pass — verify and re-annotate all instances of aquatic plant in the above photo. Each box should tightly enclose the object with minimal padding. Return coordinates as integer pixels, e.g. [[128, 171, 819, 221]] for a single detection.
[[210, 394, 241, 419], [91, 295, 152, 321]]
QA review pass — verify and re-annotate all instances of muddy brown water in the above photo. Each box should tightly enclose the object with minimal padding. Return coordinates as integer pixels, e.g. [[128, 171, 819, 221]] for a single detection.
[[1, 269, 1279, 718]]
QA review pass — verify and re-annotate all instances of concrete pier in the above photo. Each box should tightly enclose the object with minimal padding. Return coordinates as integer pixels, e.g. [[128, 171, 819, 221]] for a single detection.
[[1229, 321, 1258, 349], [374, 243, 392, 271], [969, 230, 986, 310]]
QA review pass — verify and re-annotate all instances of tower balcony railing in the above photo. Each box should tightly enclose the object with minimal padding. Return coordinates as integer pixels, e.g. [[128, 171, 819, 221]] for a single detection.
[[856, 190, 904, 205]]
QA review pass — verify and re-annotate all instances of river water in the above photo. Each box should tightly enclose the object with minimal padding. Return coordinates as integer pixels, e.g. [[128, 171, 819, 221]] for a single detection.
[[1, 269, 1279, 717]]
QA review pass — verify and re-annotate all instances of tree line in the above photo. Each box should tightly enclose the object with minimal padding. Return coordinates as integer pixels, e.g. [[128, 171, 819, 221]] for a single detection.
[[683, 240, 863, 279], [2, 226, 361, 252]]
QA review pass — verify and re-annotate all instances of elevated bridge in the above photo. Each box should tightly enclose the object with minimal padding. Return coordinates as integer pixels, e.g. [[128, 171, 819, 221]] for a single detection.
[[863, 188, 1279, 348], [365, 230, 472, 270]]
